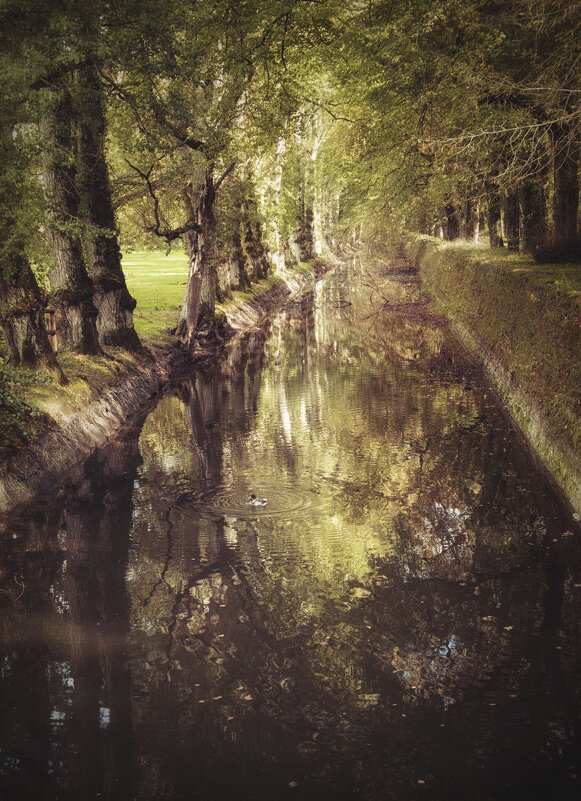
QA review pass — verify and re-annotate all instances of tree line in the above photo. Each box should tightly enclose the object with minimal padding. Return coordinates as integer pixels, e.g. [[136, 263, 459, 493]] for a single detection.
[[0, 0, 579, 380]]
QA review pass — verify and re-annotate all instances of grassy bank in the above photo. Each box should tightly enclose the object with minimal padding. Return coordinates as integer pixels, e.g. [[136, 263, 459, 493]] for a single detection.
[[405, 235, 581, 513], [0, 249, 185, 455], [0, 251, 312, 457]]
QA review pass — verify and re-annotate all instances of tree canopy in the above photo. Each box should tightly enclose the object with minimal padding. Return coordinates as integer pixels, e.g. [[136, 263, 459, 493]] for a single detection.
[[0, 0, 579, 366]]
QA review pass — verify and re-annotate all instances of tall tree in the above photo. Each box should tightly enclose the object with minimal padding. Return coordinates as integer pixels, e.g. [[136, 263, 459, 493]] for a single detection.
[[75, 62, 142, 351], [40, 79, 102, 355]]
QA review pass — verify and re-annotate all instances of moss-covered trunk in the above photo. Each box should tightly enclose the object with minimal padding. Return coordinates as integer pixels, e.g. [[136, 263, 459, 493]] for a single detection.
[[74, 63, 142, 352], [0, 257, 66, 382], [40, 83, 101, 355], [179, 169, 216, 345]]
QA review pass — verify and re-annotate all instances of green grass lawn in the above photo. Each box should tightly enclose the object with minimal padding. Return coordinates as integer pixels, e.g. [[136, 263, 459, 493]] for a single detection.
[[123, 249, 190, 345]]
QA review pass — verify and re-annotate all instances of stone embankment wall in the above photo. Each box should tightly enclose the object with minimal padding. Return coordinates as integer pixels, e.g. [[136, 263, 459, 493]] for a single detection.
[[405, 235, 581, 517]]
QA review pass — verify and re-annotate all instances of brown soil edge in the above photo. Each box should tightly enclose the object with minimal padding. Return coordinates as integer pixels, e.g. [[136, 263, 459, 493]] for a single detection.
[[404, 236, 581, 518], [0, 266, 330, 513]]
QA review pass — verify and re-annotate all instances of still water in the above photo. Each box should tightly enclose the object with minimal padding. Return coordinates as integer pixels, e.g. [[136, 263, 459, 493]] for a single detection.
[[1, 256, 580, 801]]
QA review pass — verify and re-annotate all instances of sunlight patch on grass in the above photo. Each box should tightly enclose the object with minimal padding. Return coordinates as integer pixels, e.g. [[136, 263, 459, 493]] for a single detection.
[[123, 249, 190, 345]]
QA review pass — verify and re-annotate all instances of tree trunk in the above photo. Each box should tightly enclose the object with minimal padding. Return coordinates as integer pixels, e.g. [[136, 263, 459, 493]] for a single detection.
[[485, 179, 504, 248], [74, 64, 142, 351], [551, 121, 580, 258], [231, 203, 251, 291], [40, 83, 102, 355], [178, 169, 217, 346], [520, 173, 548, 259], [242, 178, 269, 281], [502, 192, 520, 251], [0, 118, 66, 380], [443, 199, 460, 240], [461, 198, 480, 241], [296, 140, 315, 261], [0, 257, 67, 382]]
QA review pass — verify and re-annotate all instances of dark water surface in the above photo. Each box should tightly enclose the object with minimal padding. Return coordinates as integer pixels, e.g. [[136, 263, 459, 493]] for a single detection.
[[1, 257, 581, 801]]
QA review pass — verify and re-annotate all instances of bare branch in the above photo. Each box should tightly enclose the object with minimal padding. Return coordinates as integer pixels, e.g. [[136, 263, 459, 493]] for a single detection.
[[214, 161, 237, 192], [123, 158, 201, 248]]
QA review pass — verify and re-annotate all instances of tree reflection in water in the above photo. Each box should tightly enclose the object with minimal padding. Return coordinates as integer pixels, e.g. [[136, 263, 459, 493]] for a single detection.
[[1, 260, 580, 800]]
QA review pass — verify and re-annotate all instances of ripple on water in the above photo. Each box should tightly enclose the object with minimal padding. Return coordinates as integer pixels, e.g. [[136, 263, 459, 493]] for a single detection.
[[174, 479, 329, 520]]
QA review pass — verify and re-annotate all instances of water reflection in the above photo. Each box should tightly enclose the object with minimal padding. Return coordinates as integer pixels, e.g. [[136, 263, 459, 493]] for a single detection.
[[1, 256, 580, 800]]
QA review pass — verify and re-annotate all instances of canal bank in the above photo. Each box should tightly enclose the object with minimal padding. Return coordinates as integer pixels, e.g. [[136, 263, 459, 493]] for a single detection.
[[0, 266, 328, 513], [405, 235, 581, 516]]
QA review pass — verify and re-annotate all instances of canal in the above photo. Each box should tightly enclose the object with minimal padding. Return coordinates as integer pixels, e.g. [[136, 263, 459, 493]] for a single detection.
[[1, 255, 580, 800]]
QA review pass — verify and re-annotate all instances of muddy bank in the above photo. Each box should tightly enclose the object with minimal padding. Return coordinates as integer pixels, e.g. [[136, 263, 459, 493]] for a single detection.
[[405, 235, 581, 516], [0, 268, 326, 513]]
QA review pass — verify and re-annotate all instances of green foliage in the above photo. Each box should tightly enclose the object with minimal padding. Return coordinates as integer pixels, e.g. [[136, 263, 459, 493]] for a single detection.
[[0, 357, 52, 454]]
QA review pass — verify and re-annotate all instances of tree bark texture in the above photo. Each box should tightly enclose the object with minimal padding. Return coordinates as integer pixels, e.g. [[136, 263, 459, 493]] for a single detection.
[[242, 182, 269, 281], [502, 192, 520, 251], [0, 257, 66, 382], [461, 198, 480, 241], [41, 84, 101, 355], [485, 179, 504, 248], [443, 199, 460, 241], [74, 64, 142, 351], [520, 173, 548, 259], [551, 121, 580, 257], [179, 170, 217, 346]]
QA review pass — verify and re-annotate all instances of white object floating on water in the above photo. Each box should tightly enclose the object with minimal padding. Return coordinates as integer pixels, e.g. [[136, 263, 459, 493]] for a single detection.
[[247, 494, 268, 507]]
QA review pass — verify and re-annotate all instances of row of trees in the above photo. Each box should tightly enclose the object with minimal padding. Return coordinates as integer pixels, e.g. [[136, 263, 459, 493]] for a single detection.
[[0, 0, 579, 378], [318, 0, 580, 259], [0, 0, 338, 377]]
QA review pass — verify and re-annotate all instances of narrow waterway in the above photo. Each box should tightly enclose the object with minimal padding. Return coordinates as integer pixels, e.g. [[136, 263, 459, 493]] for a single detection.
[[1, 256, 580, 801]]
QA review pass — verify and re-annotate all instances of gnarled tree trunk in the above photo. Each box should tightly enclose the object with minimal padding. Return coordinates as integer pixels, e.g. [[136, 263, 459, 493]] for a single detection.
[[178, 169, 217, 346], [0, 120, 66, 380], [74, 64, 142, 351], [0, 258, 66, 382], [41, 83, 101, 355]]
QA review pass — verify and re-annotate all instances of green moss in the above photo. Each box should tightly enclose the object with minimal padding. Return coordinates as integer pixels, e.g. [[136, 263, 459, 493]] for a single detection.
[[406, 235, 581, 508], [0, 358, 53, 457]]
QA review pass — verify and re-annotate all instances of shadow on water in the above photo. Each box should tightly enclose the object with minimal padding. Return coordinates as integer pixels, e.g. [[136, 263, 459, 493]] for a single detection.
[[1, 256, 581, 800]]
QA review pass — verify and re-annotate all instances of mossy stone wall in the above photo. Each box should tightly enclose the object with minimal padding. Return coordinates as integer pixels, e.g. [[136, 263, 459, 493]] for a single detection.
[[405, 235, 581, 516]]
